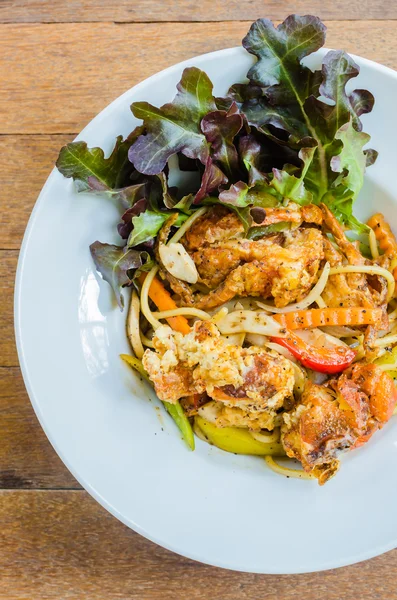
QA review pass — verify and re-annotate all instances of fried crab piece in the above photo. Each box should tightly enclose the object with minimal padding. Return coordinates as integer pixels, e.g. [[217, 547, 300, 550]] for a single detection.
[[191, 227, 324, 310], [142, 320, 295, 430], [281, 363, 397, 484]]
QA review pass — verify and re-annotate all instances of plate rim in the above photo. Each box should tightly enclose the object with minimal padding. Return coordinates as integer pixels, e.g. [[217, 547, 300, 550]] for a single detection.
[[14, 45, 397, 574]]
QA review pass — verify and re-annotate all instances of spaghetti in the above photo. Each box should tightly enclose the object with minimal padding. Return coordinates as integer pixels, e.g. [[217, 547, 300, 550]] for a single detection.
[[121, 207, 397, 486]]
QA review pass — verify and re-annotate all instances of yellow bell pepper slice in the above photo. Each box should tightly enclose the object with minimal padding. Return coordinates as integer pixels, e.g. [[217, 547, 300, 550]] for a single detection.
[[194, 416, 285, 456]]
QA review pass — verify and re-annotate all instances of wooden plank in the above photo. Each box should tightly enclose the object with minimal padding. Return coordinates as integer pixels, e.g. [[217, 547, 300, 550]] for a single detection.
[[0, 251, 18, 367], [0, 0, 395, 23], [0, 21, 396, 134], [0, 490, 396, 599], [0, 135, 74, 249], [0, 368, 80, 489]]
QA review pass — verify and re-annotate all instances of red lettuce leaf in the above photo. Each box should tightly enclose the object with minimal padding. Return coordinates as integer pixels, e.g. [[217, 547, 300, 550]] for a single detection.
[[129, 67, 217, 175], [194, 157, 228, 204], [90, 242, 151, 310], [201, 103, 243, 179]]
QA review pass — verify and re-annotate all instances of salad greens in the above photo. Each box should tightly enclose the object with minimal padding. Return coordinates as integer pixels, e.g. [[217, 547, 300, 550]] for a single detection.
[[56, 14, 377, 307]]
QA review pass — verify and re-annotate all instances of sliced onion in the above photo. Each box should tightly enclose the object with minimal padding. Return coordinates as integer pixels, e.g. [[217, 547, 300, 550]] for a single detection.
[[307, 370, 329, 385], [222, 332, 246, 346], [127, 290, 145, 359], [293, 327, 348, 349], [250, 428, 280, 444], [256, 262, 330, 314], [215, 310, 284, 337], [263, 341, 297, 363], [320, 325, 361, 338], [245, 333, 268, 348], [198, 401, 221, 423]]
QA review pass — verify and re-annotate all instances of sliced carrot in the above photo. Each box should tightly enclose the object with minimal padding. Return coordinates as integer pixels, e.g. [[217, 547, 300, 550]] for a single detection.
[[367, 213, 397, 256], [273, 307, 386, 330], [138, 273, 199, 408], [138, 273, 191, 334]]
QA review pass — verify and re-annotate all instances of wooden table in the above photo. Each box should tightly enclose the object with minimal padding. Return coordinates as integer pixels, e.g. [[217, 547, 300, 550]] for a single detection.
[[1, 2, 397, 597]]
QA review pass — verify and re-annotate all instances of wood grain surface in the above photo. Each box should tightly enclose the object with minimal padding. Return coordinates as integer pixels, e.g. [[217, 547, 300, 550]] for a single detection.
[[1, 0, 396, 22], [0, 491, 396, 600], [0, 21, 396, 134], [0, 368, 80, 489], [1, 2, 397, 597]]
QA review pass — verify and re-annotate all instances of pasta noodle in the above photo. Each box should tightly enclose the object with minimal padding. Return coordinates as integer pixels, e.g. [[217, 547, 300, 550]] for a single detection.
[[129, 202, 397, 484], [168, 207, 207, 244], [264, 456, 314, 480], [140, 332, 155, 348], [140, 265, 162, 329], [329, 265, 395, 302]]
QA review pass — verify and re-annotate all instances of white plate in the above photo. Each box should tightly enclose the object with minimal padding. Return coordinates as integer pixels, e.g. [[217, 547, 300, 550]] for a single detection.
[[15, 46, 397, 574]]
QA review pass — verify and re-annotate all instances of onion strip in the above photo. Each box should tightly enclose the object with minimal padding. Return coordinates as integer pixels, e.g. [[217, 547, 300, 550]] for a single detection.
[[127, 290, 144, 359], [264, 456, 314, 480], [264, 341, 298, 363], [215, 310, 284, 337], [250, 429, 280, 444], [211, 307, 229, 324], [374, 333, 397, 348], [316, 296, 327, 308], [256, 262, 330, 313], [329, 265, 395, 302], [153, 307, 212, 321], [223, 332, 246, 346]]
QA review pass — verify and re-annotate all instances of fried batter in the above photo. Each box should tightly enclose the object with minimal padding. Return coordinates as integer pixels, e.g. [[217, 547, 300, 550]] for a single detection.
[[281, 364, 397, 484], [142, 320, 295, 430], [192, 228, 324, 310]]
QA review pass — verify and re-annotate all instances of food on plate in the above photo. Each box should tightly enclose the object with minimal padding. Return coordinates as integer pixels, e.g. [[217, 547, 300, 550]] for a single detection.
[[55, 14, 397, 484]]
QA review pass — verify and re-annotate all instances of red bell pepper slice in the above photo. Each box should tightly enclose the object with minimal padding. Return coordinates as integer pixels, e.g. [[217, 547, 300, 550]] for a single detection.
[[271, 331, 356, 374]]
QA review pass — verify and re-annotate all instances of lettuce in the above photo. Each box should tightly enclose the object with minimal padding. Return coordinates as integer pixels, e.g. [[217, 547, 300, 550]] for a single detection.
[[56, 129, 145, 208], [56, 13, 378, 307], [233, 17, 376, 229], [129, 67, 217, 175], [89, 242, 151, 309]]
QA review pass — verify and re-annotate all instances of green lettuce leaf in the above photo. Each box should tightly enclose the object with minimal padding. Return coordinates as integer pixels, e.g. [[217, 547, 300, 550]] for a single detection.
[[237, 17, 377, 230], [129, 67, 217, 175], [127, 210, 188, 248], [331, 120, 369, 197], [56, 130, 145, 208]]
